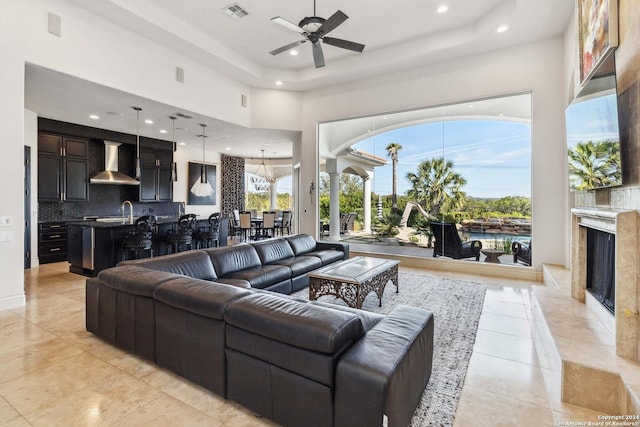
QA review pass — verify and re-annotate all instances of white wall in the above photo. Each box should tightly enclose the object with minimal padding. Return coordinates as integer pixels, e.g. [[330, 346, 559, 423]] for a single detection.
[[299, 37, 569, 269], [250, 89, 303, 131], [173, 144, 223, 218]]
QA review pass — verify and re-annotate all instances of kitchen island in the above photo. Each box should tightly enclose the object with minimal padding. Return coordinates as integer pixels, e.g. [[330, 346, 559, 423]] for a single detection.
[[67, 216, 228, 276]]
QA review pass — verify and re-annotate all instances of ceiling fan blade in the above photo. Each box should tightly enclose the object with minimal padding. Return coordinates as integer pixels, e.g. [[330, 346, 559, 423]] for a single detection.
[[318, 10, 348, 35], [269, 39, 307, 56], [322, 37, 365, 53], [312, 43, 325, 68], [271, 16, 305, 34]]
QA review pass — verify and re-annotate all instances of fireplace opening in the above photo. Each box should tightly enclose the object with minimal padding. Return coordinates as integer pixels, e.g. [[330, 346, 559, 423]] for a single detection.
[[586, 227, 616, 315]]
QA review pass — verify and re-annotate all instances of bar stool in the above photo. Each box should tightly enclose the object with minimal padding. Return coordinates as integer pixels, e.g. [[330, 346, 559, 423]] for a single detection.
[[166, 214, 196, 253], [194, 213, 221, 248], [122, 215, 156, 260]]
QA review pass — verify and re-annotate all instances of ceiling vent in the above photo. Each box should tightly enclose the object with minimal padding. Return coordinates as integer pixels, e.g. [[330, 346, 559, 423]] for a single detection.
[[222, 3, 249, 19]]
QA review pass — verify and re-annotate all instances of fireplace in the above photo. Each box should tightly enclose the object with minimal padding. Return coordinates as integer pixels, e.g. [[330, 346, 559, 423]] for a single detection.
[[571, 207, 639, 361], [586, 228, 616, 315]]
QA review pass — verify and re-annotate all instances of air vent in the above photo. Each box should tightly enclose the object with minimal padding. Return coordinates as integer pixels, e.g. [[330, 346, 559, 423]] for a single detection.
[[222, 3, 249, 19], [175, 112, 193, 119]]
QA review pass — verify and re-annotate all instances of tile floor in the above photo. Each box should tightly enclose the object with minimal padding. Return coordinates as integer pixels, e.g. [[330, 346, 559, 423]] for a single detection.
[[0, 262, 604, 426]]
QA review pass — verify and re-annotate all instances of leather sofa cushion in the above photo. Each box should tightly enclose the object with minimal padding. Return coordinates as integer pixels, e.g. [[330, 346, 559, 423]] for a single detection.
[[285, 235, 345, 265], [284, 234, 318, 256], [153, 277, 251, 319], [97, 265, 183, 297], [205, 244, 261, 277], [118, 250, 217, 281], [252, 238, 295, 264], [305, 249, 344, 265], [213, 278, 252, 288], [272, 255, 322, 276], [309, 301, 384, 332], [222, 265, 291, 289], [225, 293, 365, 354], [227, 325, 344, 388]]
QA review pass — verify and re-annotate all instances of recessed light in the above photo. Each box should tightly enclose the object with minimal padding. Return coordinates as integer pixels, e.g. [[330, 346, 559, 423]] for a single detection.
[[159, 129, 167, 134], [179, 142, 187, 146], [226, 147, 231, 151], [89, 114, 99, 120], [497, 25, 509, 33], [145, 119, 154, 124], [468, 104, 474, 108], [437, 5, 448, 14], [498, 113, 505, 117], [275, 80, 283, 86], [289, 50, 298, 56]]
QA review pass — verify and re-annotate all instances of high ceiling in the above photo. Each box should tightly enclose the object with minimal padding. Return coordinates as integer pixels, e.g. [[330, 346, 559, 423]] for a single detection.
[[25, 0, 574, 159], [66, 0, 573, 90]]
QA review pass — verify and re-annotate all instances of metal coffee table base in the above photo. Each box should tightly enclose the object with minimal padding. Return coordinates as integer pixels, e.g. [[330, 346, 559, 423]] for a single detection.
[[308, 258, 399, 309]]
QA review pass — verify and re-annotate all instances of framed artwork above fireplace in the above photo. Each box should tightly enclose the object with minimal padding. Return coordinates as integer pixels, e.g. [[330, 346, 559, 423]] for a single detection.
[[578, 0, 618, 84]]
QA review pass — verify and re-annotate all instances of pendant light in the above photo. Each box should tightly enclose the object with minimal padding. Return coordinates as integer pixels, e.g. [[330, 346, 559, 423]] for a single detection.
[[190, 123, 214, 197], [250, 149, 277, 191], [169, 115, 177, 182], [132, 106, 142, 180]]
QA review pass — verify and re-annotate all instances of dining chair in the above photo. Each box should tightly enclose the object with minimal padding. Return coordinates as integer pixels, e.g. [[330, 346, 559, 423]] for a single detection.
[[239, 211, 254, 242], [261, 211, 276, 239], [278, 210, 292, 236]]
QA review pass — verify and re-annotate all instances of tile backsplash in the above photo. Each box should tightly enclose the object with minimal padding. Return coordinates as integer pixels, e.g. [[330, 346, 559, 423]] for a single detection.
[[39, 184, 181, 221]]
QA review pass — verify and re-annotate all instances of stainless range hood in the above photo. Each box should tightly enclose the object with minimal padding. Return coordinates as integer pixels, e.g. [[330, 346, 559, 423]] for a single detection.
[[90, 141, 140, 185]]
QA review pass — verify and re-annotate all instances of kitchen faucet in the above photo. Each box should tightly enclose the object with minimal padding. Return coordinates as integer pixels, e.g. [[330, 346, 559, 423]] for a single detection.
[[121, 200, 133, 224]]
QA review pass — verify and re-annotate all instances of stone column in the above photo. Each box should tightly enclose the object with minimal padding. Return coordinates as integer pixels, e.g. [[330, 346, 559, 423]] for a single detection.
[[329, 172, 341, 240], [362, 175, 371, 233], [269, 180, 277, 210]]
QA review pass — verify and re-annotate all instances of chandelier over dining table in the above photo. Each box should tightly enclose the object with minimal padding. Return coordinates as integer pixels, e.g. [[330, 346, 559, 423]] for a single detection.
[[250, 149, 276, 191]]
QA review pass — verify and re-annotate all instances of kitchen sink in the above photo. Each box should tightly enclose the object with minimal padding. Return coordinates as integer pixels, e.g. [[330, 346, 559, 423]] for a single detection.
[[96, 217, 128, 223]]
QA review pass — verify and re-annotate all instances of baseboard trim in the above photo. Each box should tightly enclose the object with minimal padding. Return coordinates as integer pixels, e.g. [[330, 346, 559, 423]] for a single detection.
[[350, 250, 540, 281], [0, 292, 26, 310]]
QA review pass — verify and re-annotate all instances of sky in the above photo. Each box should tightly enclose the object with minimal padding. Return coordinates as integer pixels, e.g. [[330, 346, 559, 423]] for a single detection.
[[353, 119, 532, 199], [252, 90, 619, 200]]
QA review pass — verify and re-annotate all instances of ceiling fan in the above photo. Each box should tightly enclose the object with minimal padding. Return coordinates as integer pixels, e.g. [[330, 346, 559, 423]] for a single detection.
[[269, 0, 365, 68]]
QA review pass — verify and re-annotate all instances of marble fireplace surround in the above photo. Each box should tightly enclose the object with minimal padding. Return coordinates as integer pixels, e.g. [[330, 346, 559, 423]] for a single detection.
[[571, 207, 639, 360]]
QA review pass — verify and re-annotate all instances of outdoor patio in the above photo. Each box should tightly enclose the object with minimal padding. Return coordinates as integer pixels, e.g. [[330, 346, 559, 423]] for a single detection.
[[336, 228, 525, 266]]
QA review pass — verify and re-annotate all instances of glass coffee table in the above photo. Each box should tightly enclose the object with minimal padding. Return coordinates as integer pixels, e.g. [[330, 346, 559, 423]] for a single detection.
[[307, 256, 400, 309]]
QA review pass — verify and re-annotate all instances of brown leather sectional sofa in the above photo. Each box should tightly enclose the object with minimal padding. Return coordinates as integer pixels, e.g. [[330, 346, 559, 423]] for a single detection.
[[85, 234, 434, 427]]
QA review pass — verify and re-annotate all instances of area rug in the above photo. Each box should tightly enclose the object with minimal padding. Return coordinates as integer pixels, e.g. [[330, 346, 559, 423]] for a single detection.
[[293, 272, 487, 427]]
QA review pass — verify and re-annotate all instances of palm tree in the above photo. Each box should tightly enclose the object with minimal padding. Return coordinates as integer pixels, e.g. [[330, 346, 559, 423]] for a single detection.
[[568, 140, 621, 190], [406, 157, 467, 218], [385, 142, 402, 212]]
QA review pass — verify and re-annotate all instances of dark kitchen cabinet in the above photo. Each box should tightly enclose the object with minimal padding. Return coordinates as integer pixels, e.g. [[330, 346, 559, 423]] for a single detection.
[[38, 133, 88, 201], [38, 222, 68, 264], [68, 224, 123, 276], [139, 148, 173, 202]]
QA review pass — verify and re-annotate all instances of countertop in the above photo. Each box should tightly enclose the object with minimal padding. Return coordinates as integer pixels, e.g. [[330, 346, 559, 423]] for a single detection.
[[65, 215, 203, 228]]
